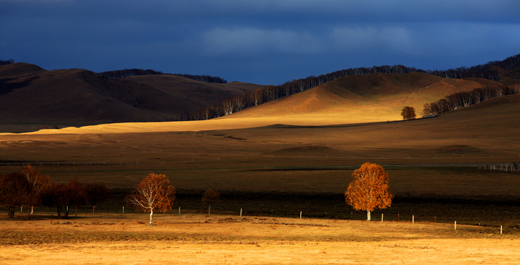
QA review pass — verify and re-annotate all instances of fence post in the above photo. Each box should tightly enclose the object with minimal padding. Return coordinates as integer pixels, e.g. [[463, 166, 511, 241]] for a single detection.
[[381, 213, 383, 222], [501, 225, 503, 235], [179, 207, 181, 215], [240, 208, 242, 217], [454, 221, 457, 230], [412, 215, 414, 224], [300, 211, 302, 219]]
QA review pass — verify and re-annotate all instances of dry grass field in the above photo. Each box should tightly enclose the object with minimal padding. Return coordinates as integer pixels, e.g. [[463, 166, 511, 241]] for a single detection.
[[1, 86, 519, 263], [1, 213, 519, 264]]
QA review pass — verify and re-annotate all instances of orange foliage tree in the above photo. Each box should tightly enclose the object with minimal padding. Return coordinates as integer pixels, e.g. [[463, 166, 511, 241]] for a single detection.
[[345, 163, 393, 221], [201, 189, 220, 216], [126, 173, 175, 226]]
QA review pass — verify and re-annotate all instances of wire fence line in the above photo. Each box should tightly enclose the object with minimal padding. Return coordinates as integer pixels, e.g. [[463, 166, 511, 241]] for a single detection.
[[0, 154, 519, 168], [3, 206, 514, 235], [478, 163, 520, 173]]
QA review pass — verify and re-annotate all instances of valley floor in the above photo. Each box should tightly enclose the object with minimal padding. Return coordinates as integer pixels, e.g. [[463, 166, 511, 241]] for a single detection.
[[1, 214, 518, 264]]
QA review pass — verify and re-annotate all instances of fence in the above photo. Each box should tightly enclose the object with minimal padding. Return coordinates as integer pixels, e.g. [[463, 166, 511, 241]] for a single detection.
[[478, 163, 520, 173]]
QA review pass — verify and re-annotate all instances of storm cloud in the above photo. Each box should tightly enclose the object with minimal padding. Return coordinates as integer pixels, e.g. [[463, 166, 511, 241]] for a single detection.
[[1, 0, 519, 84]]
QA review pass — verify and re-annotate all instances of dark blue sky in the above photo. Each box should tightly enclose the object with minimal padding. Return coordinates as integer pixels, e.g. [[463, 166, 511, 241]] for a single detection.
[[2, 0, 520, 85]]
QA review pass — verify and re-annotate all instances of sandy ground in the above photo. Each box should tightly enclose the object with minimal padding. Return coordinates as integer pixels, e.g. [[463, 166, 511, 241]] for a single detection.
[[0, 214, 517, 264]]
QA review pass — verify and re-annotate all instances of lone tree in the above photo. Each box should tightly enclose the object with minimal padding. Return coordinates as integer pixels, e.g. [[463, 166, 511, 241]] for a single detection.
[[345, 162, 393, 221], [201, 189, 220, 216], [401, 106, 416, 120], [85, 182, 111, 214], [0, 173, 31, 218], [126, 173, 175, 226], [22, 165, 50, 216]]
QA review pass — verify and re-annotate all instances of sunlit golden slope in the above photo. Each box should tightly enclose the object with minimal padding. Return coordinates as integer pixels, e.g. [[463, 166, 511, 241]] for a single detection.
[[224, 72, 503, 123]]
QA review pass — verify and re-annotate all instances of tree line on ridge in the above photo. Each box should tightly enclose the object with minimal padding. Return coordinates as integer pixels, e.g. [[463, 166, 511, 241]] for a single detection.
[[98, 68, 228, 84], [422, 84, 520, 115], [181, 53, 520, 121]]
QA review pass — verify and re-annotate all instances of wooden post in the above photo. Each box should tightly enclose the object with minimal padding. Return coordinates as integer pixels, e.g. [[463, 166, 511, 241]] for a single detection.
[[179, 207, 181, 215], [454, 221, 457, 230], [501, 226, 503, 235], [300, 211, 302, 219], [381, 213, 383, 222], [240, 208, 242, 217], [412, 215, 414, 224], [123, 206, 125, 214]]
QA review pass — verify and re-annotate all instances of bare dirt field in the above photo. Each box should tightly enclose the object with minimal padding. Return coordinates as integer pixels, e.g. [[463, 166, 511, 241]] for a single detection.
[[1, 213, 519, 264]]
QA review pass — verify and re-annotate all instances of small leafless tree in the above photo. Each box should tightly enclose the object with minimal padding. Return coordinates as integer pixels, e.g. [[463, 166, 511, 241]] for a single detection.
[[126, 173, 175, 226], [22, 165, 50, 215]]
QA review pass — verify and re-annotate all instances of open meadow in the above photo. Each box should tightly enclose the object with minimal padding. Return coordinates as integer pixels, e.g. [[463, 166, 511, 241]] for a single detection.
[[1, 93, 520, 263], [1, 213, 520, 264]]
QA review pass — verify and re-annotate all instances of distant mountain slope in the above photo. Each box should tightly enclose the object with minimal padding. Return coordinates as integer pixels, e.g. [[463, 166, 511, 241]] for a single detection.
[[0, 62, 45, 79], [226, 72, 505, 123], [123, 75, 262, 112], [0, 63, 262, 132]]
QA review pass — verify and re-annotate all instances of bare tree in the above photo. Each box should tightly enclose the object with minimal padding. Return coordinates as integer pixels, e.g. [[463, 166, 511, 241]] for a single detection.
[[221, 99, 234, 116], [22, 165, 50, 215], [126, 173, 175, 226]]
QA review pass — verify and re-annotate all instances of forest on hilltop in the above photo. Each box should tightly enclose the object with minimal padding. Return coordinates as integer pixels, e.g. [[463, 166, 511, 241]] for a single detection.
[[0, 60, 14, 66], [99, 69, 227, 84], [423, 84, 520, 115]]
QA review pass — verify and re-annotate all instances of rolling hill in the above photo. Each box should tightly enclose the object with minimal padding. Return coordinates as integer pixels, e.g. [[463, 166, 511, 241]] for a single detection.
[[0, 63, 262, 132], [2, 53, 519, 133], [223, 72, 507, 124]]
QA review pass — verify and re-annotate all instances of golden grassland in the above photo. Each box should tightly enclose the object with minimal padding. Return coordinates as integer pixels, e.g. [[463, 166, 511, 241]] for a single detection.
[[0, 93, 519, 263], [1, 213, 519, 264]]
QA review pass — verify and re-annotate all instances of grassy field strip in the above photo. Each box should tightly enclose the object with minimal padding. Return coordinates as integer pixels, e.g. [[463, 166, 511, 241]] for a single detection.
[[1, 214, 519, 264]]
